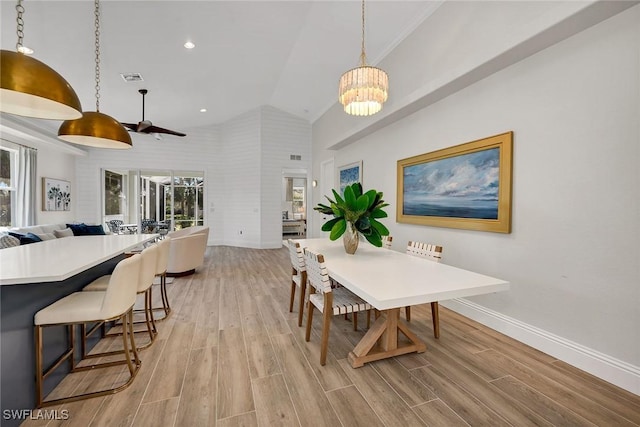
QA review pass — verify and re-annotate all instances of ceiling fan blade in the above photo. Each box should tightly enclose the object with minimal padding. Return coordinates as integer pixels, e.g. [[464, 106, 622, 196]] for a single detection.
[[121, 123, 138, 131], [145, 125, 186, 137]]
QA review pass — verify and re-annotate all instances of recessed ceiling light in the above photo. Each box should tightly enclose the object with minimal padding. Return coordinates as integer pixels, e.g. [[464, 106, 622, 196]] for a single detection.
[[184, 41, 195, 49], [17, 46, 34, 55], [199, 108, 207, 113]]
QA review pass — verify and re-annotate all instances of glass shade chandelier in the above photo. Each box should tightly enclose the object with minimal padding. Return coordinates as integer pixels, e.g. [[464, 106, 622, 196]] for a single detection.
[[338, 0, 389, 117], [58, 0, 132, 149], [0, 0, 82, 120]]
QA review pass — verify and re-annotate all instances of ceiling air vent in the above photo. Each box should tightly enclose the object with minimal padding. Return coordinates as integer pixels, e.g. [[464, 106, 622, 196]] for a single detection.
[[290, 154, 302, 161], [120, 72, 144, 83]]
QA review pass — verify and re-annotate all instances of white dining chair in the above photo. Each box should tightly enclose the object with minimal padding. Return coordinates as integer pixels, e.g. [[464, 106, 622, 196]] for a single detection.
[[287, 239, 307, 327], [304, 248, 372, 365]]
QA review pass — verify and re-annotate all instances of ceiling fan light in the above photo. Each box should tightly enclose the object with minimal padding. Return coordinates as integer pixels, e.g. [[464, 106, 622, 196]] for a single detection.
[[0, 50, 83, 120], [58, 111, 132, 149]]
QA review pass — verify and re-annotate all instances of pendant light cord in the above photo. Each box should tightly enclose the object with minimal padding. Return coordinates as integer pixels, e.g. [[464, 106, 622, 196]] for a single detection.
[[359, 0, 367, 66], [15, 0, 25, 51], [94, 0, 101, 112]]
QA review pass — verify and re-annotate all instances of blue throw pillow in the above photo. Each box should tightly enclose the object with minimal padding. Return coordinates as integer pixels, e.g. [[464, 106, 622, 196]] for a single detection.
[[19, 232, 42, 245], [66, 223, 88, 236], [8, 231, 25, 240], [84, 224, 106, 235]]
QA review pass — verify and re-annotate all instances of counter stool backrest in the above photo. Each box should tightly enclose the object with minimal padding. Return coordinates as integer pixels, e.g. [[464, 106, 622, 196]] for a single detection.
[[155, 237, 171, 275], [304, 248, 331, 294], [100, 254, 141, 319], [406, 241, 443, 262], [138, 244, 159, 293], [381, 235, 393, 249], [288, 239, 305, 272]]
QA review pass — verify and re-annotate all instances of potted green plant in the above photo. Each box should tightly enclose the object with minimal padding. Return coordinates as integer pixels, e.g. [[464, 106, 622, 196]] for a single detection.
[[314, 182, 390, 254]]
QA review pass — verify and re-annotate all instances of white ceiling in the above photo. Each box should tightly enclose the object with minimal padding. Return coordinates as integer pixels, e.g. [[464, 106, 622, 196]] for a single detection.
[[1, 1, 440, 136]]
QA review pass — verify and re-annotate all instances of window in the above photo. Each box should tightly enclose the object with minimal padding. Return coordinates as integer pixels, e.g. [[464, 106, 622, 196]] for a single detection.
[[0, 147, 17, 227], [104, 170, 125, 215]]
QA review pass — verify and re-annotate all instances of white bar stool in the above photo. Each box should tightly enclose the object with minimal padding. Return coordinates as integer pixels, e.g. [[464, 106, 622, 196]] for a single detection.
[[83, 244, 159, 351], [34, 254, 142, 407], [151, 237, 172, 320]]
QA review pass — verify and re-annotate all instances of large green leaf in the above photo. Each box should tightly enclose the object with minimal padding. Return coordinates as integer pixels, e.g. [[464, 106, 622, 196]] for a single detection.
[[330, 202, 343, 217], [370, 218, 390, 236], [331, 190, 344, 206], [364, 228, 382, 247], [351, 182, 363, 198], [314, 203, 334, 215], [343, 185, 356, 209], [329, 218, 347, 240], [321, 216, 343, 232], [355, 194, 369, 212], [371, 208, 388, 218], [363, 190, 377, 208]]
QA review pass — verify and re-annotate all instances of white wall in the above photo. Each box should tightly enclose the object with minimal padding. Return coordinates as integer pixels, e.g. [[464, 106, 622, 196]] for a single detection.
[[312, 4, 640, 392], [71, 105, 311, 249], [74, 125, 223, 243], [261, 106, 311, 248]]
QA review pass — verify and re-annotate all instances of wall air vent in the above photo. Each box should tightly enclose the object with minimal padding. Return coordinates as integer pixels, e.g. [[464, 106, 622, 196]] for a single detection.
[[120, 72, 144, 82], [290, 154, 302, 161]]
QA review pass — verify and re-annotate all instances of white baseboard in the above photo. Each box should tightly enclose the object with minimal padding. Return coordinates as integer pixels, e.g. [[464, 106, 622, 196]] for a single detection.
[[441, 298, 640, 396]]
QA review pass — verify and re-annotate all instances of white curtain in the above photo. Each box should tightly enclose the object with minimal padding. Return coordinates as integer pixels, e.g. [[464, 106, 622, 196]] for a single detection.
[[16, 146, 37, 226]]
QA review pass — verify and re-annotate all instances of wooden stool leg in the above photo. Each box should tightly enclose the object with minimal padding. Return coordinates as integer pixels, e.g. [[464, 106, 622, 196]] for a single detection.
[[353, 312, 358, 331], [35, 325, 44, 408], [431, 302, 440, 339], [405, 306, 411, 321]]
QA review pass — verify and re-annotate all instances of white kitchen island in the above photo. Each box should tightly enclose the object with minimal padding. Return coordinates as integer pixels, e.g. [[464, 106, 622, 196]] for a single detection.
[[0, 234, 156, 423]]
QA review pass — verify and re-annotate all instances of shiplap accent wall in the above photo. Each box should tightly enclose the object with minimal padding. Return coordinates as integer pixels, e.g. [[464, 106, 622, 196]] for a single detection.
[[220, 109, 261, 247], [74, 126, 222, 243], [260, 106, 311, 248], [73, 105, 311, 248]]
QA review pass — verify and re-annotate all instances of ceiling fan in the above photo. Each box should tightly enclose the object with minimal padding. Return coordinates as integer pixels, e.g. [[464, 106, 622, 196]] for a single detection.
[[121, 89, 186, 137]]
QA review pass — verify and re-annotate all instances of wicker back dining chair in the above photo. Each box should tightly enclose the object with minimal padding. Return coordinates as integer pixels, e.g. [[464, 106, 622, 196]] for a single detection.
[[287, 239, 307, 327], [405, 240, 443, 338], [304, 248, 372, 365]]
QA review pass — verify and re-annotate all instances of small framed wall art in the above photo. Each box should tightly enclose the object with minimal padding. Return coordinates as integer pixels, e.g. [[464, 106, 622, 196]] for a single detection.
[[42, 177, 72, 211], [337, 160, 362, 194]]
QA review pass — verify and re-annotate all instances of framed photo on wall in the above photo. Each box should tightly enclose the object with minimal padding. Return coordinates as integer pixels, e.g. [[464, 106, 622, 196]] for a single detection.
[[42, 177, 71, 211], [397, 132, 513, 233], [337, 161, 362, 194]]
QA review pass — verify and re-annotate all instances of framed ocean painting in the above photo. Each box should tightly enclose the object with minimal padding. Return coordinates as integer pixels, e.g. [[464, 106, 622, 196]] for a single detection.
[[337, 161, 362, 194], [397, 132, 513, 233]]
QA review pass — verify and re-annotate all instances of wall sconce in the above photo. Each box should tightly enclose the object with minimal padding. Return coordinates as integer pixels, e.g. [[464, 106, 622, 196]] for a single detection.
[[312, 180, 318, 188]]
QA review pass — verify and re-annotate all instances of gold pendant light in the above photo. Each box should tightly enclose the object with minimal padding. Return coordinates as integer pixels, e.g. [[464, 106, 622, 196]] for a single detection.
[[338, 0, 388, 116], [58, 0, 132, 149], [0, 1, 82, 120]]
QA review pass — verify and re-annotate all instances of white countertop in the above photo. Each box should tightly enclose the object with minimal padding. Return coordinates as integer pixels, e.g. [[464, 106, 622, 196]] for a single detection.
[[0, 234, 157, 285], [296, 238, 510, 310]]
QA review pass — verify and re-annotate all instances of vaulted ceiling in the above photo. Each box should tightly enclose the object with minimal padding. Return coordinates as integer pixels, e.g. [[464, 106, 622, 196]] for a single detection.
[[0, 1, 440, 135]]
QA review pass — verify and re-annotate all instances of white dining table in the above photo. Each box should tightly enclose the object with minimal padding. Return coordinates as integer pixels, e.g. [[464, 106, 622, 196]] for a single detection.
[[295, 238, 510, 368]]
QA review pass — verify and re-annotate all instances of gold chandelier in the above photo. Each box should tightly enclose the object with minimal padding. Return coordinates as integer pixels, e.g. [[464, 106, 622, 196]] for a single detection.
[[338, 0, 388, 117], [58, 0, 132, 149], [0, 0, 82, 120]]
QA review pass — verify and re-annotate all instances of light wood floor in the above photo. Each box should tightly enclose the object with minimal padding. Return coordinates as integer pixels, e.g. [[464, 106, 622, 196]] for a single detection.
[[24, 246, 640, 427]]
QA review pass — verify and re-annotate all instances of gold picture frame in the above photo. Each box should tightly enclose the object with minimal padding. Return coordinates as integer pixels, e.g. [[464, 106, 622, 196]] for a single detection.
[[397, 132, 513, 233]]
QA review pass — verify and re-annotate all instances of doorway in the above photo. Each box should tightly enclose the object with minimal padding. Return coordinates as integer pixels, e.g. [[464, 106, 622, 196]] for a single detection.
[[282, 171, 307, 240]]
